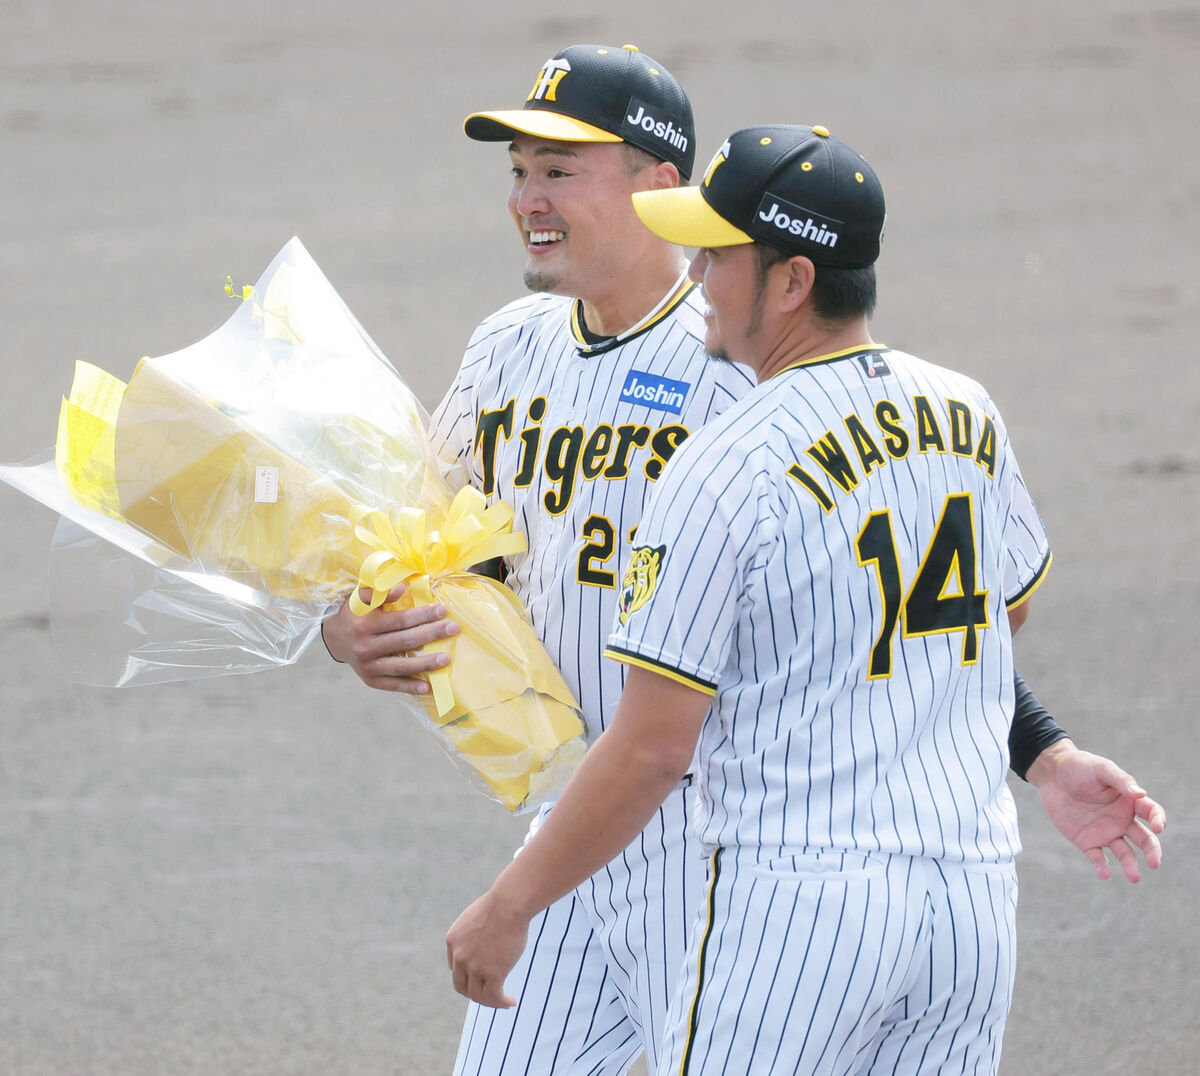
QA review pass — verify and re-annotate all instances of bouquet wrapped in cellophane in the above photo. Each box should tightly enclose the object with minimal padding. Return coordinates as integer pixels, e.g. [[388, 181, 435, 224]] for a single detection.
[[0, 238, 586, 812]]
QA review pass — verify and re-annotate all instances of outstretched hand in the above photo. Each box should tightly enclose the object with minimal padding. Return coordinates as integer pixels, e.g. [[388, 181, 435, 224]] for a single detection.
[[1028, 740, 1165, 883]]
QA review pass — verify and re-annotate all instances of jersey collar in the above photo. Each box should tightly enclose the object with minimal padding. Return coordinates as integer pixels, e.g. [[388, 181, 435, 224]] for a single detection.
[[570, 269, 695, 357], [773, 343, 890, 378]]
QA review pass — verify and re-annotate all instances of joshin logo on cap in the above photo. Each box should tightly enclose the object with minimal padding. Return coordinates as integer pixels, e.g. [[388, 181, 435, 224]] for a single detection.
[[756, 193, 841, 253], [621, 98, 689, 156]]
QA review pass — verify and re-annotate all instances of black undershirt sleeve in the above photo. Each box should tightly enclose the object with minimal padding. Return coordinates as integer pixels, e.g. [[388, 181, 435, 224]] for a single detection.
[[1009, 669, 1071, 780]]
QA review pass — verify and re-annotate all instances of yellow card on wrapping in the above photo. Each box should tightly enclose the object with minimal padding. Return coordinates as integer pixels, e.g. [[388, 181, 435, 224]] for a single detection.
[[55, 361, 127, 517], [112, 359, 367, 599]]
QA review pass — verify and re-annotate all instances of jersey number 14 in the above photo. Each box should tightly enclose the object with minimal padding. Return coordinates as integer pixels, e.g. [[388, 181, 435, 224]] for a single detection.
[[855, 492, 990, 679]]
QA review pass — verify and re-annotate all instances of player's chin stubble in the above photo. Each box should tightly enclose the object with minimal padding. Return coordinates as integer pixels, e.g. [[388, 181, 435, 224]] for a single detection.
[[524, 270, 560, 294]]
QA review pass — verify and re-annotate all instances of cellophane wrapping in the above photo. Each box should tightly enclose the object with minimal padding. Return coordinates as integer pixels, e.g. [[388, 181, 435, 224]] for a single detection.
[[0, 238, 586, 812]]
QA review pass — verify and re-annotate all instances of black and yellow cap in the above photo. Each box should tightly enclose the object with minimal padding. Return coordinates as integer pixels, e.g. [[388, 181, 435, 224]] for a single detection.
[[464, 44, 696, 180], [632, 125, 886, 267]]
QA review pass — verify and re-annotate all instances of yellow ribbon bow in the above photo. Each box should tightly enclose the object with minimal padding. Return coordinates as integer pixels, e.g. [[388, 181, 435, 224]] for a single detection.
[[349, 486, 528, 716]]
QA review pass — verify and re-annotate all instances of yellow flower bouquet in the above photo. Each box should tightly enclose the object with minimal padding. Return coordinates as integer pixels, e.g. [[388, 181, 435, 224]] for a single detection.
[[0, 238, 586, 812]]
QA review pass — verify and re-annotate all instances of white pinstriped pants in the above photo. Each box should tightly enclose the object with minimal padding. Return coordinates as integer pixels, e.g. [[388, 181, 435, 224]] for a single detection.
[[659, 849, 1019, 1076], [454, 783, 705, 1075]]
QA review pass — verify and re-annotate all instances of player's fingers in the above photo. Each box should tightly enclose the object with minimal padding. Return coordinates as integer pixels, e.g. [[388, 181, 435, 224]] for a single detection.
[[468, 974, 516, 1009], [361, 669, 441, 695], [446, 947, 488, 1002], [365, 649, 451, 687], [353, 617, 460, 664], [451, 960, 484, 1004], [1108, 837, 1142, 884], [368, 676, 431, 696], [446, 930, 516, 1007], [389, 617, 461, 654], [1126, 819, 1163, 870], [355, 601, 453, 638], [1134, 794, 1167, 833], [1083, 846, 1112, 881]]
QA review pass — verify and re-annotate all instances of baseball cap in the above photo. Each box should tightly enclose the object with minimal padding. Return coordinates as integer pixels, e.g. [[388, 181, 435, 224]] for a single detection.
[[464, 44, 696, 180], [631, 125, 885, 268]]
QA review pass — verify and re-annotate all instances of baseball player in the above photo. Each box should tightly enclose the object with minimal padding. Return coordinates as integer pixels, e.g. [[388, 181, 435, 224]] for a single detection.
[[323, 48, 1165, 1074], [444, 122, 1059, 1073], [344, 45, 751, 1073]]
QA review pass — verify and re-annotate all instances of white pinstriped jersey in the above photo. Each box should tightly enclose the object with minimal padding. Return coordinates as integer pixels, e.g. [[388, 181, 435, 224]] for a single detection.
[[438, 283, 752, 1074], [429, 281, 754, 740], [607, 345, 1051, 864]]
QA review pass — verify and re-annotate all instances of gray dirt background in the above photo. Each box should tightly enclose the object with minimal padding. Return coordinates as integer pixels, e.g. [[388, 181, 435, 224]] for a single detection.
[[1, 2, 1196, 1073]]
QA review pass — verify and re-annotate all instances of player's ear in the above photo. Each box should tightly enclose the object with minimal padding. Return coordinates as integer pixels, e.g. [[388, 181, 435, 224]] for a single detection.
[[646, 159, 681, 191], [779, 256, 816, 313]]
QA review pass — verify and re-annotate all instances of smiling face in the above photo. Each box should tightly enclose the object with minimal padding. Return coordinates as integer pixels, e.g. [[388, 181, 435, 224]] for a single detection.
[[507, 134, 661, 306]]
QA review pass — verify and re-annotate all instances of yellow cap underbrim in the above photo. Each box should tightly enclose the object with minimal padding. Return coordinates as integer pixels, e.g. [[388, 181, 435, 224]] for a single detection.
[[464, 109, 623, 145], [631, 187, 754, 248]]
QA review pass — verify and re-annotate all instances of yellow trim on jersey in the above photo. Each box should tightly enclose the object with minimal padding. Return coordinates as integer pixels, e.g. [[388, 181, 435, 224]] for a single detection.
[[773, 343, 889, 377], [569, 300, 590, 346], [571, 272, 697, 354], [1006, 549, 1052, 610], [679, 847, 722, 1076], [603, 647, 718, 696]]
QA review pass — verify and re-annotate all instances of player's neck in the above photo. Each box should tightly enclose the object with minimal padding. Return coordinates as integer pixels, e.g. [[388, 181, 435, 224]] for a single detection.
[[756, 317, 874, 382], [576, 250, 689, 340]]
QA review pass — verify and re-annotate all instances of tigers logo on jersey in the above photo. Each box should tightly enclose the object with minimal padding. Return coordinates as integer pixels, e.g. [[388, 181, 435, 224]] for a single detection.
[[618, 544, 667, 624]]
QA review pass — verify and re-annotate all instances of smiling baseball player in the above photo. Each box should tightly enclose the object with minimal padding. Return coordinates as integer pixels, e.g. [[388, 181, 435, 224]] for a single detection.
[[438, 46, 755, 1074]]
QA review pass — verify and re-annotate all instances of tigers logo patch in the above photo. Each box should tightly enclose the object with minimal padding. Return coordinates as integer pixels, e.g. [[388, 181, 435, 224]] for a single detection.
[[618, 544, 667, 625]]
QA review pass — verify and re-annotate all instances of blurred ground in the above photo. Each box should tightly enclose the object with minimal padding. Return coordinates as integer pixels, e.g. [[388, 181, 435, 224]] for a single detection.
[[1, 2, 1196, 1073]]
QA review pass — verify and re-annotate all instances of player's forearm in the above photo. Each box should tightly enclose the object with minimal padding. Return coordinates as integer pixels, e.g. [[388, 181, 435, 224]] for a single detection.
[[1009, 669, 1071, 780], [489, 668, 706, 921], [490, 721, 688, 922]]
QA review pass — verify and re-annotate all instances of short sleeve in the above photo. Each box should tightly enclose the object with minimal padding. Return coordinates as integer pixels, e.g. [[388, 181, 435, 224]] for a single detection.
[[986, 402, 1051, 607], [604, 436, 760, 694]]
